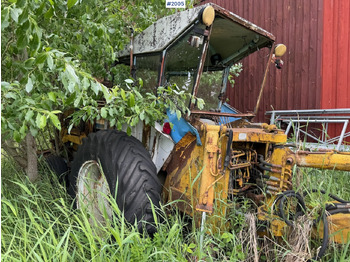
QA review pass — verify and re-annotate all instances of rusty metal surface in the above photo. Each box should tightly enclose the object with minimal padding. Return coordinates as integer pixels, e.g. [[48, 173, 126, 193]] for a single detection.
[[118, 5, 209, 57], [295, 150, 350, 171], [190, 110, 255, 119], [190, 25, 212, 110], [253, 46, 274, 115], [316, 212, 350, 244], [228, 127, 287, 143], [212, 4, 275, 41], [118, 3, 275, 58]]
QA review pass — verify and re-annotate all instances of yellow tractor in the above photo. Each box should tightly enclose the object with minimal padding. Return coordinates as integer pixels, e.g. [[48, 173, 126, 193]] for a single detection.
[[58, 3, 350, 260]]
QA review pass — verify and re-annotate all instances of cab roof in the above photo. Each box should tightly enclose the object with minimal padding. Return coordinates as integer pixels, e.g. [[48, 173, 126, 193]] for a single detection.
[[118, 3, 275, 60]]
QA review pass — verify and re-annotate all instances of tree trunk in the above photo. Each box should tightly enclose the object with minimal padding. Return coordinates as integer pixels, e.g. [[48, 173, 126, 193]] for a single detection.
[[1, 139, 27, 169], [26, 133, 39, 182]]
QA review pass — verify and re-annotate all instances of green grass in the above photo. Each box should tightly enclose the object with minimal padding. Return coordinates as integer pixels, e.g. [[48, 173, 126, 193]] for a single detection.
[[2, 157, 350, 261]]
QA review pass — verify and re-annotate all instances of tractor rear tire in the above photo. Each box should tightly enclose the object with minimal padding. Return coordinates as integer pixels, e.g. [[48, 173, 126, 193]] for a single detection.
[[45, 154, 69, 184], [68, 130, 161, 235]]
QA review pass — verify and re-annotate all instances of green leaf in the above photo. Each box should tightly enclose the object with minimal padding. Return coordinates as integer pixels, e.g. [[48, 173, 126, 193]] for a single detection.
[[140, 111, 145, 121], [120, 89, 126, 101], [47, 54, 54, 70], [68, 81, 75, 93], [5, 92, 16, 99], [10, 8, 22, 23], [65, 92, 76, 106], [35, 53, 48, 64], [49, 113, 61, 130], [110, 118, 116, 127], [82, 77, 89, 90], [124, 79, 133, 84], [67, 0, 79, 9], [65, 64, 79, 83], [36, 113, 47, 129], [100, 107, 107, 118], [24, 57, 35, 68], [101, 85, 112, 103], [13, 130, 21, 142], [48, 92, 56, 102], [176, 110, 181, 120], [91, 81, 100, 96], [1, 9, 10, 30], [29, 33, 40, 54], [17, 31, 28, 49], [126, 126, 131, 136], [30, 126, 38, 137], [44, 7, 54, 20], [25, 110, 34, 121], [25, 77, 33, 93], [74, 94, 81, 107], [19, 124, 27, 136], [18, 7, 29, 24], [128, 93, 135, 107]]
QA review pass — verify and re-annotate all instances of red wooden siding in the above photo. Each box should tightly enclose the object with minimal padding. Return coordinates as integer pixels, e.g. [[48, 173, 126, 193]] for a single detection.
[[201, 0, 324, 122], [321, 0, 350, 140], [321, 0, 350, 109]]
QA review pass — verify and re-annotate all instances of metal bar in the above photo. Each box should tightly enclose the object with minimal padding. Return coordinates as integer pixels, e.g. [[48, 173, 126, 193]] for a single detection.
[[285, 121, 293, 135], [326, 132, 344, 143], [321, 122, 325, 142], [276, 116, 350, 120], [270, 111, 276, 125], [253, 46, 275, 115], [158, 50, 166, 87], [218, 66, 231, 110], [327, 133, 350, 144], [337, 120, 349, 151], [266, 108, 350, 115], [190, 110, 254, 118], [200, 211, 206, 249], [129, 29, 134, 76], [190, 25, 213, 110], [281, 119, 348, 123], [297, 128, 324, 144]]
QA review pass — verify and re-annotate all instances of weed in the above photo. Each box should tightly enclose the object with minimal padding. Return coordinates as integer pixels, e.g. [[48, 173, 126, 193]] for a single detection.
[[2, 157, 350, 261]]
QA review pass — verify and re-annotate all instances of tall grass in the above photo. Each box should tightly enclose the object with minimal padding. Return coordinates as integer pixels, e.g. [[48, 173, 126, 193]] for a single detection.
[[1, 158, 247, 261], [2, 156, 350, 261]]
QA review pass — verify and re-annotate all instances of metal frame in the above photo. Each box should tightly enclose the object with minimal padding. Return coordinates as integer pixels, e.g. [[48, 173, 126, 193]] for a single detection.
[[266, 109, 350, 151]]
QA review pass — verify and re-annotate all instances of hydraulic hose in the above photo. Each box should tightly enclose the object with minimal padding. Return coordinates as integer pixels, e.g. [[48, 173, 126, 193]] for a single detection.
[[223, 130, 233, 171], [275, 190, 328, 261], [275, 190, 306, 227], [308, 212, 329, 262], [308, 189, 350, 204], [304, 189, 350, 261]]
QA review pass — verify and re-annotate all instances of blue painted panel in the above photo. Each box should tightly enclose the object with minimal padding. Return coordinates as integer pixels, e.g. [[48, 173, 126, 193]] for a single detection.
[[166, 110, 202, 145]]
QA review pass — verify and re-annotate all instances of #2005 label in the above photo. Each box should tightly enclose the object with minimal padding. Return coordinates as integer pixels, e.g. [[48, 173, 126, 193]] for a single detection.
[[166, 0, 186, 8]]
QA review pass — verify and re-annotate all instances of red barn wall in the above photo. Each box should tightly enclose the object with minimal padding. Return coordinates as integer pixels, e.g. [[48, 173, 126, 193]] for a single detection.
[[321, 0, 350, 140], [321, 0, 350, 109], [201, 0, 324, 122]]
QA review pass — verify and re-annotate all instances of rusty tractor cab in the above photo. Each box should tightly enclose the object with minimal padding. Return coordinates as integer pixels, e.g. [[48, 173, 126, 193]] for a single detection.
[[63, 3, 350, 258]]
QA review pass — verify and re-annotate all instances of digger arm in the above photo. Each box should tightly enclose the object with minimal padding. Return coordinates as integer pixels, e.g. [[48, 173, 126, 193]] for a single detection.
[[294, 150, 350, 171], [261, 147, 350, 245]]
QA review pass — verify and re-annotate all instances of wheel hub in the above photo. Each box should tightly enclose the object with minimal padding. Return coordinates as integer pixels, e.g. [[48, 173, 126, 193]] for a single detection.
[[76, 160, 112, 226]]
